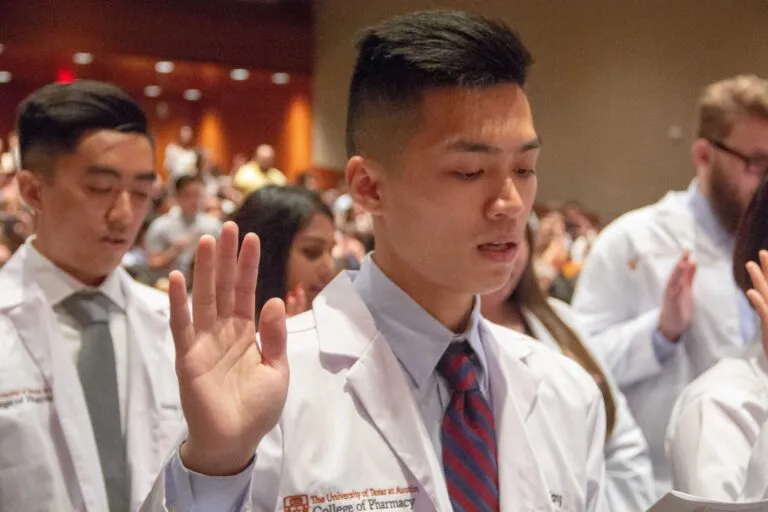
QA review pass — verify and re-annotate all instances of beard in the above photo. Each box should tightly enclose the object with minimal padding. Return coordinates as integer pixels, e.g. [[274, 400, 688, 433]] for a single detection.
[[709, 161, 745, 235]]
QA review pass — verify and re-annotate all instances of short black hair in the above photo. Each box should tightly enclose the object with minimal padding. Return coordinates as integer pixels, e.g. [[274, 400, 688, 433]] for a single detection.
[[230, 185, 333, 320], [174, 173, 203, 194], [734, 177, 768, 294], [17, 80, 151, 172], [346, 10, 533, 158]]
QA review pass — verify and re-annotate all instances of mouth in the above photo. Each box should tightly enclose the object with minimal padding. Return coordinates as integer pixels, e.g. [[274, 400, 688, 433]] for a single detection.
[[101, 236, 129, 248], [477, 241, 519, 262]]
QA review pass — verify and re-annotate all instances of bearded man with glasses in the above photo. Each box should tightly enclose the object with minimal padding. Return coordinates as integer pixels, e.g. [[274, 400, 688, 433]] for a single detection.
[[573, 74, 768, 494]]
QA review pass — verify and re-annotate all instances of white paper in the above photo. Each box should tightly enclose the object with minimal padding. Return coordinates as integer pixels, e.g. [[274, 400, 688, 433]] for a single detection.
[[648, 491, 768, 511]]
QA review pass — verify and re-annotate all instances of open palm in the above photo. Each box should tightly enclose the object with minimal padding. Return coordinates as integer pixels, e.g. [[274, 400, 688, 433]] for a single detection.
[[168, 221, 289, 475]]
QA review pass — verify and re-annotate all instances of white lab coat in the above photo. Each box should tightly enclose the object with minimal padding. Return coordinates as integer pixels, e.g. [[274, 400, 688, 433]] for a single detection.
[[141, 271, 609, 512], [522, 299, 657, 511], [666, 341, 768, 501], [743, 414, 768, 500], [0, 245, 184, 511], [572, 189, 752, 491]]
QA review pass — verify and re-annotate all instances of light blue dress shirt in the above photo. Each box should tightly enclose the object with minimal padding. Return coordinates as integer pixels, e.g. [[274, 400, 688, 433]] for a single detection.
[[164, 256, 489, 511], [652, 180, 757, 362]]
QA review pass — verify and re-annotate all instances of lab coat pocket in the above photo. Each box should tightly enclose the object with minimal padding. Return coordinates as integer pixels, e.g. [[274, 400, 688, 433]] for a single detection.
[[0, 384, 72, 511]]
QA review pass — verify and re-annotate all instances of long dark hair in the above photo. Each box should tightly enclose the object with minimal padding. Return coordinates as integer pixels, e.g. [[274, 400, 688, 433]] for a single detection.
[[230, 185, 333, 319], [734, 176, 768, 294], [510, 226, 617, 436]]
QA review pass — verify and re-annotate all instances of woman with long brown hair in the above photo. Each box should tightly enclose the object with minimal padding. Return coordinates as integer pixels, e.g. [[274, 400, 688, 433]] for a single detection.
[[482, 225, 656, 511]]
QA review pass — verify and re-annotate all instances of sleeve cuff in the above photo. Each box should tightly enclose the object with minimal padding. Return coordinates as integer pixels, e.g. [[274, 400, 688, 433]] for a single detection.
[[652, 329, 679, 363], [165, 447, 253, 512]]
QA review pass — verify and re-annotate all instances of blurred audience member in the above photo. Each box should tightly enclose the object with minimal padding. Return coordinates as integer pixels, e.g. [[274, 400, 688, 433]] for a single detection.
[[145, 174, 221, 286], [121, 220, 152, 285], [563, 200, 599, 263], [230, 185, 336, 319], [296, 170, 319, 191], [533, 210, 570, 291], [164, 125, 198, 184], [1, 131, 20, 174], [233, 144, 286, 195], [195, 147, 222, 199]]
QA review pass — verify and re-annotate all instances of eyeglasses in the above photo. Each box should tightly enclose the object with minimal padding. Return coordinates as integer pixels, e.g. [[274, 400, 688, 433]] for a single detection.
[[705, 138, 768, 176]]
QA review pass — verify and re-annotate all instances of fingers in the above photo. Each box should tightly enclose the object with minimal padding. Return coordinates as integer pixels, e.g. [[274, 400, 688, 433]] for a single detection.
[[285, 287, 307, 317], [193, 235, 218, 332], [259, 297, 288, 371], [216, 222, 239, 319], [667, 251, 696, 294], [747, 259, 768, 305], [747, 289, 768, 332], [168, 271, 193, 357], [233, 233, 261, 321]]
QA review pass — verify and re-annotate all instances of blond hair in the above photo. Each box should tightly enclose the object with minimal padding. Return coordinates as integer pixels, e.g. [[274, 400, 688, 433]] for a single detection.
[[698, 74, 768, 140]]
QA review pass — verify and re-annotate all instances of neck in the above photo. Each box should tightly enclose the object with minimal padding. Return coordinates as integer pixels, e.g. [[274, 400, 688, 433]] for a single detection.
[[371, 251, 474, 333], [31, 237, 108, 287], [481, 299, 525, 333]]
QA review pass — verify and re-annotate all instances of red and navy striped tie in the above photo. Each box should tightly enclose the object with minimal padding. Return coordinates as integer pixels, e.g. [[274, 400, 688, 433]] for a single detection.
[[438, 342, 499, 512]]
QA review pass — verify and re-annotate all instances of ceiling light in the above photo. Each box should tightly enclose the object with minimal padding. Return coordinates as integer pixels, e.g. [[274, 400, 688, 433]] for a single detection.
[[0, 72, 12, 84], [144, 85, 162, 98], [230, 68, 250, 81], [271, 72, 290, 85], [73, 52, 93, 65], [183, 89, 202, 101], [155, 61, 175, 74]]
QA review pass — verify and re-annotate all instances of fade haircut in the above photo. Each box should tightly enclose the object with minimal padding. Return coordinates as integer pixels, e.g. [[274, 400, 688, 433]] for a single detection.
[[346, 10, 533, 159], [17, 80, 152, 174]]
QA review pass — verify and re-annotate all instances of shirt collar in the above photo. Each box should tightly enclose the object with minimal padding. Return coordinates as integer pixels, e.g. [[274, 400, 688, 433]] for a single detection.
[[687, 178, 734, 249], [25, 238, 127, 311], [352, 254, 487, 390]]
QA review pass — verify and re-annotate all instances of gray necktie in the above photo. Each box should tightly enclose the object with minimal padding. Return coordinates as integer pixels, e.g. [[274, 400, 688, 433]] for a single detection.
[[61, 292, 129, 512]]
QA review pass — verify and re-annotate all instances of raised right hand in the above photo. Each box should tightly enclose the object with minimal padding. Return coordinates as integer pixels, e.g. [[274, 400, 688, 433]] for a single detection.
[[168, 221, 289, 476], [659, 251, 697, 342]]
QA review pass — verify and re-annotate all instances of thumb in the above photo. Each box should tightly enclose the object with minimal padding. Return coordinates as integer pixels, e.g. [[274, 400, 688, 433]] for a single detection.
[[259, 297, 289, 371]]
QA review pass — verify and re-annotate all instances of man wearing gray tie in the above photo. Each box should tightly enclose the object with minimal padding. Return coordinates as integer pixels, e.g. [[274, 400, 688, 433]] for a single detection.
[[0, 80, 184, 511]]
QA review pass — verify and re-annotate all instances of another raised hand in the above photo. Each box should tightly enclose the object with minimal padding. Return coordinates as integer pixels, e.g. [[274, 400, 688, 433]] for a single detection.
[[659, 251, 697, 342], [746, 249, 768, 357]]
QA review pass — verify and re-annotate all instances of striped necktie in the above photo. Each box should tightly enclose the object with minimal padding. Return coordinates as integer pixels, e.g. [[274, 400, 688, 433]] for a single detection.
[[438, 341, 499, 512]]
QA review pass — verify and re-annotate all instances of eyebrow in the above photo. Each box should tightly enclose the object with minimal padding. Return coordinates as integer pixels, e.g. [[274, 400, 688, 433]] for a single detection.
[[443, 136, 542, 154], [297, 235, 334, 244], [86, 165, 156, 182]]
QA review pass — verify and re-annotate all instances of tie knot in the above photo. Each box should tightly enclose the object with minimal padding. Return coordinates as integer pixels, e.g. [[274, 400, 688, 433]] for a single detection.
[[437, 342, 480, 392], [60, 292, 111, 326]]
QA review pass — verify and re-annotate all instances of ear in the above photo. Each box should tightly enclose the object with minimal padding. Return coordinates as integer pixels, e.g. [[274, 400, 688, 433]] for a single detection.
[[15, 170, 44, 213], [345, 156, 384, 216], [691, 138, 713, 175]]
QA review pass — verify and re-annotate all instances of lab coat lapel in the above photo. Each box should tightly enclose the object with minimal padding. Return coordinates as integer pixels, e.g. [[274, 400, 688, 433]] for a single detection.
[[481, 321, 554, 511], [313, 273, 453, 512], [122, 272, 179, 508]]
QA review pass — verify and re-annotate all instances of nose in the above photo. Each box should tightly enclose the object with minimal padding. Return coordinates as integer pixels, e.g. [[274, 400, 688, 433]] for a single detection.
[[107, 190, 134, 227], [487, 176, 525, 220], [318, 251, 337, 283]]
